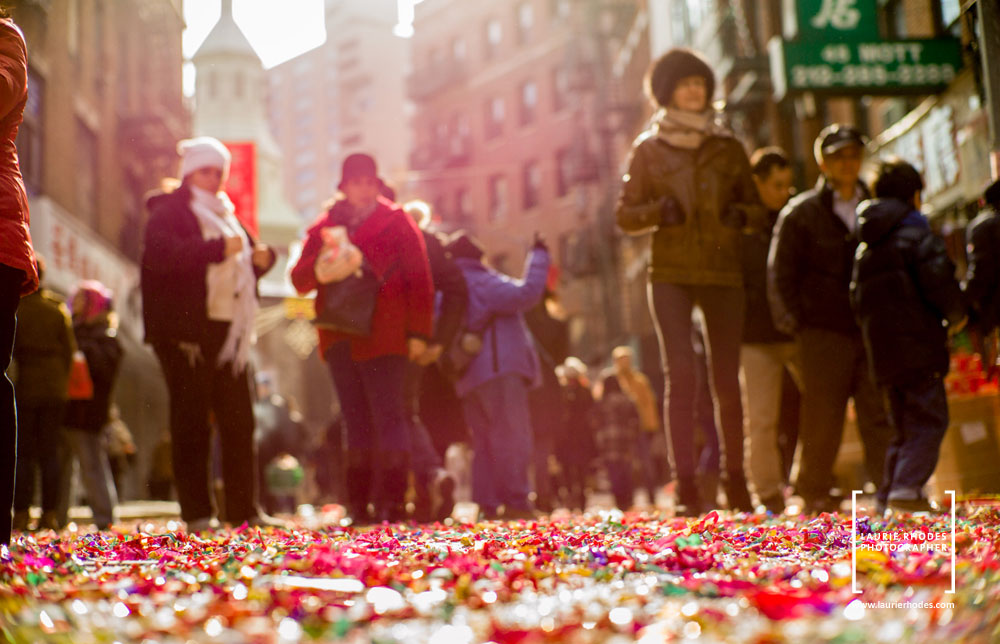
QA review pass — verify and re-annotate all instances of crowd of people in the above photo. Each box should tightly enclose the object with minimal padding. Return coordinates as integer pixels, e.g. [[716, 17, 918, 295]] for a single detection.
[[6, 34, 1000, 541]]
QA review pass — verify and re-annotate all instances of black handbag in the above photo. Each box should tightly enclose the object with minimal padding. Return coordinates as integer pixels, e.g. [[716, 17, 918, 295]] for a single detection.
[[314, 264, 380, 336]]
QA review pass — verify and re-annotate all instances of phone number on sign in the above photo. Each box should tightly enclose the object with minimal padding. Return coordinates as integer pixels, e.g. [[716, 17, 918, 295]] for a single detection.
[[790, 63, 957, 88]]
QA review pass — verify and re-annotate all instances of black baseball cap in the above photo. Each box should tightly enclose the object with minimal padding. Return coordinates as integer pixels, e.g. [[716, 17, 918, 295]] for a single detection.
[[815, 124, 868, 159]]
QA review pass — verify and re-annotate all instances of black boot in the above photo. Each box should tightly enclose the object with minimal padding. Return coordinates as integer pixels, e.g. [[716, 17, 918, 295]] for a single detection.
[[698, 470, 720, 511], [724, 470, 754, 513], [675, 476, 702, 516], [375, 450, 409, 523], [345, 449, 374, 525]]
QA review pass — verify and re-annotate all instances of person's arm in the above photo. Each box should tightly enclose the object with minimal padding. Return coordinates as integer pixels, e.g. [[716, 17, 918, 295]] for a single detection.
[[0, 22, 26, 119], [767, 205, 804, 335], [289, 215, 328, 295], [142, 200, 226, 274], [615, 142, 667, 235], [399, 216, 435, 343], [911, 230, 967, 329], [59, 303, 77, 372], [477, 247, 550, 317]]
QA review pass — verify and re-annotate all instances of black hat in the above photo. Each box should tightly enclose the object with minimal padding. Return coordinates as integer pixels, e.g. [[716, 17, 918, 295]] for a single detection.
[[338, 153, 383, 190], [445, 230, 485, 261], [984, 178, 1000, 208], [645, 48, 715, 109], [815, 124, 868, 159]]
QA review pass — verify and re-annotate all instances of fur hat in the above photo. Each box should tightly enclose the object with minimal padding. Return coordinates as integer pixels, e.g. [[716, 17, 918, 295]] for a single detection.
[[445, 230, 485, 261], [985, 178, 1000, 208], [178, 137, 231, 180], [338, 153, 384, 191], [645, 48, 715, 108]]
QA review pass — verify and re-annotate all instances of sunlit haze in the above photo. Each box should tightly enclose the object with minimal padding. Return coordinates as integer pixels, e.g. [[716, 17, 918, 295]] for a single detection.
[[182, 0, 327, 94]]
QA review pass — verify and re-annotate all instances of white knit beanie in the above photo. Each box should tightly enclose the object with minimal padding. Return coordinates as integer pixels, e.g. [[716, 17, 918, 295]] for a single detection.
[[177, 136, 231, 180]]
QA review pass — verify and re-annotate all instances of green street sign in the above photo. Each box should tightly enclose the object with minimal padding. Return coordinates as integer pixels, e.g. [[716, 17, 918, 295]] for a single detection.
[[769, 37, 963, 98], [792, 0, 879, 41]]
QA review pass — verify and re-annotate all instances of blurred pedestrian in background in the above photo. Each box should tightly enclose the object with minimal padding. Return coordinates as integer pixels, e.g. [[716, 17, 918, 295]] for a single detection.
[[63, 281, 121, 531], [740, 147, 800, 514], [616, 48, 762, 514], [0, 9, 34, 545], [594, 371, 640, 510], [608, 346, 660, 508], [851, 158, 966, 514], [448, 231, 549, 520], [11, 257, 74, 531], [290, 153, 434, 524], [963, 178, 1000, 374], [556, 356, 596, 512], [141, 136, 277, 531], [769, 124, 893, 513]]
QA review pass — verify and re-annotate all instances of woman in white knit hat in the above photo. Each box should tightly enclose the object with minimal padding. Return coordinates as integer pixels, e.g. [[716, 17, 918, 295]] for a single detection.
[[140, 136, 279, 531]]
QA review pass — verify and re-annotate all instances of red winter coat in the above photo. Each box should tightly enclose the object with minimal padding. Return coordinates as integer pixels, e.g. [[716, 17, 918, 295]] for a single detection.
[[0, 20, 35, 295], [291, 197, 434, 362]]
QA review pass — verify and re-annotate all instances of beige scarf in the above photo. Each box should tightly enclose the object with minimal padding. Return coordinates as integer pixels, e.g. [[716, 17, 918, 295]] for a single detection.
[[653, 108, 729, 149]]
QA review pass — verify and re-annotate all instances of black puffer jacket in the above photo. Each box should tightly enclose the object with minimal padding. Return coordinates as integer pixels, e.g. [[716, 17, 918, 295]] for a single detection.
[[962, 208, 1000, 334], [742, 209, 792, 343], [768, 177, 869, 335], [850, 199, 966, 386]]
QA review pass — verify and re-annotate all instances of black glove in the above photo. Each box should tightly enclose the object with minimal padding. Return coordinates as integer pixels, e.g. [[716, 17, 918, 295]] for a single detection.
[[660, 196, 685, 227], [720, 203, 747, 229], [532, 231, 549, 253]]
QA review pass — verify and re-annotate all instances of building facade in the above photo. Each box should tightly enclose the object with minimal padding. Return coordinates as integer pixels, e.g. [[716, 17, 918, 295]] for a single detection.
[[267, 0, 409, 218], [407, 0, 647, 363]]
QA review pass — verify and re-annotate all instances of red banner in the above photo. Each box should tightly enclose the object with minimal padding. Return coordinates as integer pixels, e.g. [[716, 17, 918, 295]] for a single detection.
[[223, 141, 258, 237]]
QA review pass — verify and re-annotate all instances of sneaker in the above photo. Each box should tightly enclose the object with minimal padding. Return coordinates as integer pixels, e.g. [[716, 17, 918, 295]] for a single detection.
[[887, 497, 942, 514], [185, 517, 220, 533], [501, 506, 537, 522], [803, 496, 840, 515], [39, 511, 63, 532], [243, 513, 287, 529], [759, 494, 786, 515]]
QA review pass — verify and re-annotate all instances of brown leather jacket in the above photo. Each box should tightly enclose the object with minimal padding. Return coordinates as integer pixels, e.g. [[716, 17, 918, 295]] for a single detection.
[[616, 128, 762, 287]]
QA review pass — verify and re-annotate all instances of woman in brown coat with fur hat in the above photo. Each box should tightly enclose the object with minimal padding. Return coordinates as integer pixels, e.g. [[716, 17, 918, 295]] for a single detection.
[[615, 48, 763, 515]]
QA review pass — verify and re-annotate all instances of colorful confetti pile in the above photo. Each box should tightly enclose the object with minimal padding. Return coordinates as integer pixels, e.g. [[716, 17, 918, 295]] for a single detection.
[[1, 504, 998, 643]]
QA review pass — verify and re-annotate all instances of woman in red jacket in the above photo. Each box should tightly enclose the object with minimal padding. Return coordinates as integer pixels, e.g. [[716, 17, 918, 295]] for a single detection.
[[291, 153, 434, 523], [0, 11, 34, 545]]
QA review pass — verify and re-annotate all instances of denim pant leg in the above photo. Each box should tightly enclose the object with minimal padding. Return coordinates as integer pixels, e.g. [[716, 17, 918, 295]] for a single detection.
[[648, 282, 697, 481], [490, 374, 533, 511], [325, 342, 376, 452], [406, 360, 442, 480], [357, 354, 411, 452], [885, 377, 948, 501], [462, 388, 501, 511], [66, 429, 117, 527], [851, 341, 894, 493]]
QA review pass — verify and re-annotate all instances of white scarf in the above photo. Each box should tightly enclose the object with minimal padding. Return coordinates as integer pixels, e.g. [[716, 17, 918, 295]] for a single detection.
[[189, 185, 257, 374], [653, 108, 730, 149]]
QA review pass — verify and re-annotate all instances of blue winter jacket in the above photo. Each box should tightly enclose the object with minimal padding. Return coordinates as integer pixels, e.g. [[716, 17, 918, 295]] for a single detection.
[[454, 248, 550, 397]]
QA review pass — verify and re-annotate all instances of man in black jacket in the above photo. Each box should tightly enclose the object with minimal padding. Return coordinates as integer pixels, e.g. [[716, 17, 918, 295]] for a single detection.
[[767, 124, 893, 513], [851, 158, 966, 513], [741, 148, 799, 514], [963, 178, 1000, 372]]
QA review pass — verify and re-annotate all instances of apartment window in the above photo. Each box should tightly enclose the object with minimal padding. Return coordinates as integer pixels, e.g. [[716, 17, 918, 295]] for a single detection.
[[517, 2, 534, 44], [456, 187, 472, 219], [522, 160, 541, 209], [485, 18, 502, 59], [485, 96, 505, 139], [550, 0, 570, 19], [488, 174, 508, 223], [552, 66, 570, 111], [16, 68, 43, 194], [939, 0, 960, 29], [76, 119, 97, 225], [296, 168, 317, 186], [555, 148, 573, 196], [520, 80, 538, 125]]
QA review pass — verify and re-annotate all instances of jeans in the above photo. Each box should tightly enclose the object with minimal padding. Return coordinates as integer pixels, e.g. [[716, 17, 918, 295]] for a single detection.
[[881, 375, 949, 503], [404, 362, 442, 481], [0, 264, 22, 543], [740, 342, 801, 499], [13, 398, 66, 513], [794, 328, 893, 502], [153, 321, 258, 524], [648, 282, 745, 482], [65, 429, 118, 528], [462, 373, 534, 512]]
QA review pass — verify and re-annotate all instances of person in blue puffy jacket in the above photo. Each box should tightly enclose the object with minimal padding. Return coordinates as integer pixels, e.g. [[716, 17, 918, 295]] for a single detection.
[[446, 231, 550, 520]]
